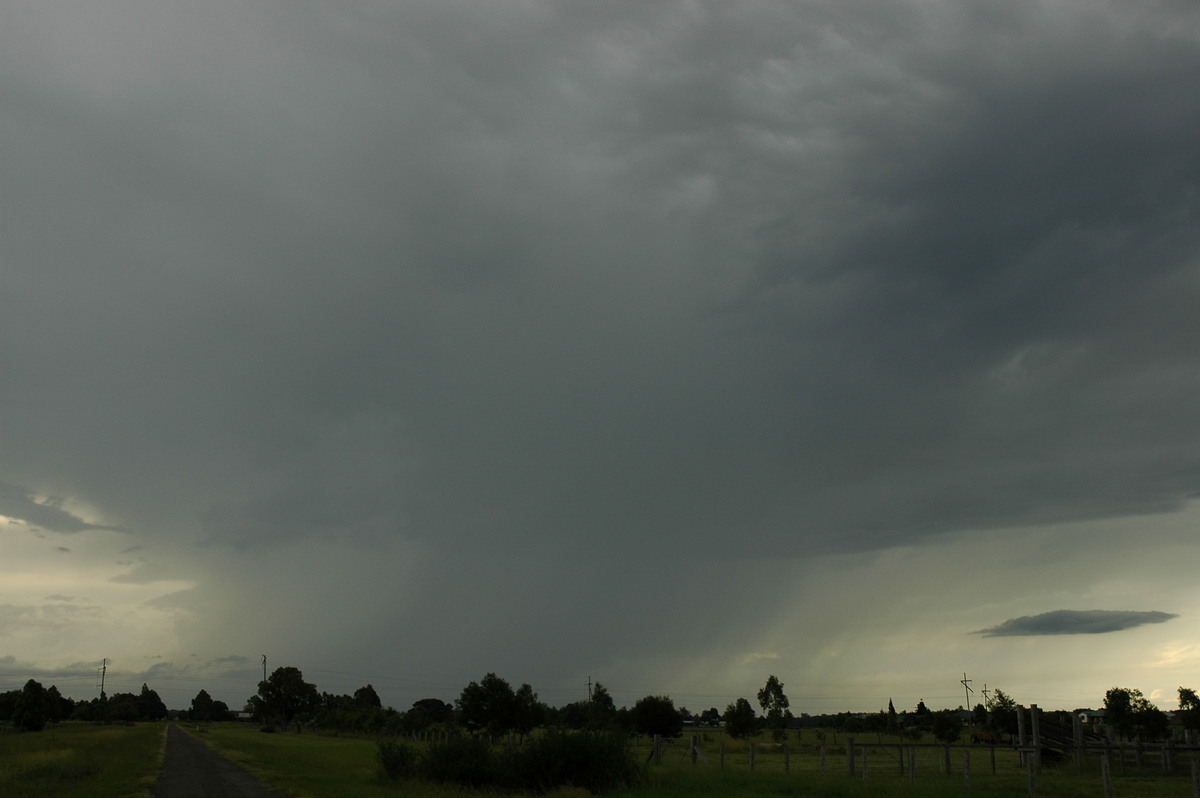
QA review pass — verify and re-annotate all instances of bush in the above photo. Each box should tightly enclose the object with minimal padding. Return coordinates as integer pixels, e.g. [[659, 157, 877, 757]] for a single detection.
[[376, 740, 417, 780], [508, 731, 645, 794], [420, 735, 498, 788], [378, 731, 644, 794]]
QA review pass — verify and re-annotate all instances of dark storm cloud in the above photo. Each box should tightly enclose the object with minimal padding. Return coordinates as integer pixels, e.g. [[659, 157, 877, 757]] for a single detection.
[[1, 2, 1199, 694], [975, 610, 1180, 637], [0, 482, 115, 534]]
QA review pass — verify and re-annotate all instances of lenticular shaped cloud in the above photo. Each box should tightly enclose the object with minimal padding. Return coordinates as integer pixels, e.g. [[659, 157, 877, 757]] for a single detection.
[[975, 610, 1179, 637]]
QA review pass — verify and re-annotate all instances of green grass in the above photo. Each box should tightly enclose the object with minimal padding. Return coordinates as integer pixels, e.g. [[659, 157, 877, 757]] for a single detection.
[[187, 723, 465, 797], [0, 722, 166, 798], [185, 724, 1200, 798], [5, 721, 1189, 798]]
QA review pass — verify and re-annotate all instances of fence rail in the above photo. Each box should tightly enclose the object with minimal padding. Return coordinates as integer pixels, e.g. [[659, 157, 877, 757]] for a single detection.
[[629, 731, 1200, 797]]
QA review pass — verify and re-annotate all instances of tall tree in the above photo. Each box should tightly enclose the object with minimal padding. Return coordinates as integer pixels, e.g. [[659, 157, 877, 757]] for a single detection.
[[192, 689, 217, 721], [456, 672, 516, 735], [0, 689, 21, 722], [1104, 687, 1139, 740], [512, 683, 544, 736], [13, 679, 48, 731], [989, 689, 1018, 737], [353, 684, 382, 710], [1103, 687, 1167, 740], [757, 675, 792, 741], [251, 666, 320, 727], [1179, 687, 1200, 732], [589, 682, 617, 729], [411, 698, 453, 724], [931, 709, 962, 743], [723, 697, 758, 739], [45, 685, 71, 724], [630, 695, 683, 737], [139, 683, 167, 720]]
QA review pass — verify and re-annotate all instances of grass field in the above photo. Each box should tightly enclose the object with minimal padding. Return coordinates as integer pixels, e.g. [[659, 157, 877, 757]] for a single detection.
[[3, 721, 1195, 797], [0, 722, 165, 798], [188, 723, 1200, 798]]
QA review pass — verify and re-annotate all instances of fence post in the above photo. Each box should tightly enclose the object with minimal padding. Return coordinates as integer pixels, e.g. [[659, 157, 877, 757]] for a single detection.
[[653, 735, 662, 766], [690, 735, 698, 766], [1100, 753, 1113, 798], [861, 746, 868, 781], [910, 747, 917, 782], [749, 742, 755, 772], [964, 749, 971, 790], [1026, 752, 1036, 797], [1073, 712, 1084, 772], [1030, 704, 1042, 773], [819, 745, 826, 776], [1190, 757, 1198, 798], [846, 736, 855, 777]]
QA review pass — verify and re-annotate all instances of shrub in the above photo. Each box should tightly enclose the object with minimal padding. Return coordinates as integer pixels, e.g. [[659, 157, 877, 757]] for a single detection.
[[508, 731, 645, 794], [379, 731, 644, 794], [376, 740, 417, 780], [420, 735, 498, 788]]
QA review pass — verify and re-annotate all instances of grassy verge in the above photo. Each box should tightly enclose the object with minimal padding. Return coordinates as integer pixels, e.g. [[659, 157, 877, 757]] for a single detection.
[[0, 722, 166, 798], [185, 724, 460, 797]]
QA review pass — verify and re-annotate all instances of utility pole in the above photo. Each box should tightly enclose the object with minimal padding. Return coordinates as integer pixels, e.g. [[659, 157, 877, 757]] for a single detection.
[[587, 676, 592, 702], [961, 673, 973, 710], [99, 658, 107, 699], [262, 654, 267, 683], [982, 684, 992, 709]]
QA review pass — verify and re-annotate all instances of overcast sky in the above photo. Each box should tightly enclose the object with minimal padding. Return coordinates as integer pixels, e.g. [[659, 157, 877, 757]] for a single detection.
[[3, 0, 1198, 715]]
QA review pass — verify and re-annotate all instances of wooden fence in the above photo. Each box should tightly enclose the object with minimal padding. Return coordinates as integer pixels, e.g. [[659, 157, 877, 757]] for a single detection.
[[632, 726, 1200, 798]]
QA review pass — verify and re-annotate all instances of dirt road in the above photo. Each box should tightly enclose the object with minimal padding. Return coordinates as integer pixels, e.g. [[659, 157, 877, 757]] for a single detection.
[[152, 723, 291, 798]]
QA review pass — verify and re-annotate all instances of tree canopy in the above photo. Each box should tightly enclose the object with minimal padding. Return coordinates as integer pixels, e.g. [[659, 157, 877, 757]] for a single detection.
[[250, 666, 320, 727], [1104, 687, 1169, 741], [723, 697, 757, 739], [1178, 687, 1200, 731], [457, 672, 519, 735], [756, 675, 792, 740], [630, 695, 682, 738], [13, 679, 49, 731]]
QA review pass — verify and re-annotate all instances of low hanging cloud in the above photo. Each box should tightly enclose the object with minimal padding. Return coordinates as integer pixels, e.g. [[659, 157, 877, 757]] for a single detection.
[[974, 610, 1179, 637]]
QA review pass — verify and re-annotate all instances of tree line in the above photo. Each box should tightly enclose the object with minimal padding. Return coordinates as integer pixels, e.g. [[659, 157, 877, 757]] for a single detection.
[[7, 667, 1199, 746], [0, 679, 167, 730]]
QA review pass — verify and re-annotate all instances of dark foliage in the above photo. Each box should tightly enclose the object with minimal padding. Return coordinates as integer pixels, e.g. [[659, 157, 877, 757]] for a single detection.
[[378, 731, 644, 794], [506, 731, 645, 794], [420, 735, 499, 788], [376, 739, 418, 779], [630, 695, 683, 738], [13, 679, 49, 731], [723, 697, 758, 739]]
